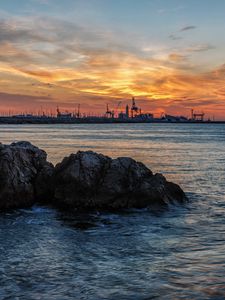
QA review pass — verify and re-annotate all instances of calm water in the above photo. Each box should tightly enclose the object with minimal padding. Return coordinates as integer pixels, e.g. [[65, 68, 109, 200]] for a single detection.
[[0, 123, 225, 300]]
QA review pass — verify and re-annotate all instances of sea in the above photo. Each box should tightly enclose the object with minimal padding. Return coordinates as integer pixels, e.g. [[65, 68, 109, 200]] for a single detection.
[[0, 123, 225, 300]]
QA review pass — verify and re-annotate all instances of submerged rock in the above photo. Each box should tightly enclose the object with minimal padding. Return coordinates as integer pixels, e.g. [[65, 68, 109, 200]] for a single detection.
[[0, 141, 54, 210], [53, 151, 186, 211]]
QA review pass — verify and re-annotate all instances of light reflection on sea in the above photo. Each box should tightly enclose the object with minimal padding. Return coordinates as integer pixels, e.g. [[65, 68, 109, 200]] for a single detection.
[[0, 123, 225, 299]]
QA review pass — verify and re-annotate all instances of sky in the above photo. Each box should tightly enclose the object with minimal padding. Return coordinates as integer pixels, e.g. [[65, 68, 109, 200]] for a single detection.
[[0, 0, 225, 119]]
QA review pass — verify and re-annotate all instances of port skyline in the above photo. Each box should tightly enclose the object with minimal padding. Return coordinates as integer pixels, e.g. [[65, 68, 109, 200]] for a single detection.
[[0, 97, 219, 124]]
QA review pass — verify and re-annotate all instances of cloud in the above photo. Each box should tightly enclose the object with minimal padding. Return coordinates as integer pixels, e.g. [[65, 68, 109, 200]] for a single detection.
[[169, 25, 196, 42], [186, 44, 215, 53], [169, 34, 182, 41], [210, 63, 225, 77], [157, 6, 184, 15], [0, 19, 49, 44], [33, 0, 50, 4], [169, 53, 186, 62], [180, 25, 197, 32], [0, 16, 144, 73]]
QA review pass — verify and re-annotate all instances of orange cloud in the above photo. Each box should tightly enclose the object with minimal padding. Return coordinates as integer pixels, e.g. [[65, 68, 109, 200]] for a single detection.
[[169, 53, 186, 62]]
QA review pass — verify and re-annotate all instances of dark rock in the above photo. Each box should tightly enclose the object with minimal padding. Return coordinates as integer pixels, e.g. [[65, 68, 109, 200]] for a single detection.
[[0, 141, 54, 210], [53, 151, 186, 211], [0, 142, 187, 212], [53, 151, 111, 209]]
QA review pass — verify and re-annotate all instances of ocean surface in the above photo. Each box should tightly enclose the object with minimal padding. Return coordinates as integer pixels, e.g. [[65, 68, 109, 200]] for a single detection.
[[0, 123, 225, 300]]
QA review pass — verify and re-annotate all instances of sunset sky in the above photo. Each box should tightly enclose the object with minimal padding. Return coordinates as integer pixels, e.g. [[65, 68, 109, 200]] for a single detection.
[[0, 0, 225, 119]]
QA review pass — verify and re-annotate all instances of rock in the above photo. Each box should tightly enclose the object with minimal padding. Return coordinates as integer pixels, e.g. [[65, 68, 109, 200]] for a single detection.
[[0, 141, 54, 210], [0, 142, 187, 212], [53, 151, 111, 209], [53, 151, 186, 211]]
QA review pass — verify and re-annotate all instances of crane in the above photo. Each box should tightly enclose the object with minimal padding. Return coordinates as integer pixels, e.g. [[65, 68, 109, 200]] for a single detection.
[[115, 101, 122, 117], [131, 97, 139, 118], [106, 104, 114, 118], [77, 104, 81, 118]]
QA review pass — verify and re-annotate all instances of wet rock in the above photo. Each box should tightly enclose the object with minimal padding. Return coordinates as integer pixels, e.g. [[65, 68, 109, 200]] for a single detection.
[[53, 151, 186, 211], [0, 141, 54, 210]]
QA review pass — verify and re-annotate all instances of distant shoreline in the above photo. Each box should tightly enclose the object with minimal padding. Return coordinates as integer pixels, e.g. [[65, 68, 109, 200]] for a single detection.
[[0, 117, 224, 125]]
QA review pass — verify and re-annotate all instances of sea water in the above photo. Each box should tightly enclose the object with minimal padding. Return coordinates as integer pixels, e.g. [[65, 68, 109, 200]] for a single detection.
[[0, 123, 225, 299]]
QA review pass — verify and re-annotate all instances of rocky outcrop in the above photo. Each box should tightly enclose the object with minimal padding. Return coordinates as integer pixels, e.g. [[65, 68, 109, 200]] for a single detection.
[[0, 142, 187, 211], [0, 141, 54, 210], [53, 151, 186, 211]]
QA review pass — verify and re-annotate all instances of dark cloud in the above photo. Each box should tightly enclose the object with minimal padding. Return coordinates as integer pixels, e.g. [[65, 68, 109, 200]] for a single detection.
[[180, 25, 197, 32], [0, 19, 50, 43], [169, 34, 182, 40]]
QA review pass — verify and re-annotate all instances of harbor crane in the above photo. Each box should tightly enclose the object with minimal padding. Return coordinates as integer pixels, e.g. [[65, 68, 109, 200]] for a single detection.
[[191, 109, 205, 122], [73, 104, 81, 118], [77, 104, 81, 118], [106, 104, 114, 118], [115, 101, 122, 117], [131, 97, 139, 118]]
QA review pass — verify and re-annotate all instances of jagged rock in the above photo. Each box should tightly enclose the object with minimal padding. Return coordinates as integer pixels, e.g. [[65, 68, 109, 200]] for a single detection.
[[53, 151, 186, 210], [0, 141, 54, 210], [0, 142, 187, 212]]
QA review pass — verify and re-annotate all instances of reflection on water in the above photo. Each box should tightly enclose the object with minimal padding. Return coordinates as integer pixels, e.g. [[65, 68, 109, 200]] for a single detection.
[[0, 123, 225, 299]]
